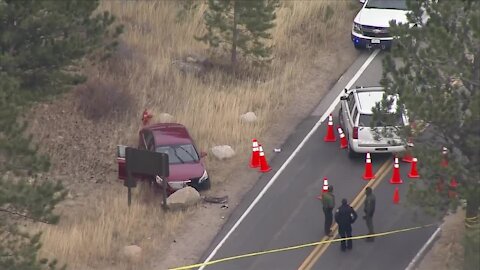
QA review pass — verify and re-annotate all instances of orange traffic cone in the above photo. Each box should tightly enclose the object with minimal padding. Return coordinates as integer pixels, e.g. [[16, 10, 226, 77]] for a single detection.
[[322, 177, 329, 193], [363, 152, 375, 180], [142, 109, 153, 125], [408, 157, 420, 178], [441, 147, 448, 168], [324, 114, 336, 142], [402, 138, 415, 163], [258, 145, 271, 173], [249, 139, 260, 168], [393, 186, 400, 204], [390, 157, 403, 184], [316, 177, 330, 199], [337, 127, 348, 149]]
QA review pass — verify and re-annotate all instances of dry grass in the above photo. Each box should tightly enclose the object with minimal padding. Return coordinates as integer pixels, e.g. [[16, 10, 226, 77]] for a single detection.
[[416, 208, 465, 270], [35, 0, 357, 269], [40, 184, 192, 269]]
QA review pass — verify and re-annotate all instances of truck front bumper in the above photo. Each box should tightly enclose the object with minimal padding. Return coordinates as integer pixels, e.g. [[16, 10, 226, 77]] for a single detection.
[[351, 32, 393, 50]]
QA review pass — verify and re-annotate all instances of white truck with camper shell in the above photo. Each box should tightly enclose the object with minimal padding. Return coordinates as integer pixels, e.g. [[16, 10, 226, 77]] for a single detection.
[[338, 86, 409, 158]]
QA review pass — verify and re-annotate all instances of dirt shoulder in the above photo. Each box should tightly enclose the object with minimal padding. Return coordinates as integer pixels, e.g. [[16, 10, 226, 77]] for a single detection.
[[415, 209, 465, 270], [152, 43, 360, 270]]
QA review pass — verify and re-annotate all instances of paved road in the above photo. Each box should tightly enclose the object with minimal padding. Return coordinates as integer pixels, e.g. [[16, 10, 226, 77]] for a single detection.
[[196, 51, 439, 270]]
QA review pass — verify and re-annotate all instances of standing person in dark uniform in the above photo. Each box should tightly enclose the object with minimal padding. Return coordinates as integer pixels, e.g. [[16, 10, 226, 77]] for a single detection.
[[335, 198, 358, 251], [321, 185, 335, 236], [363, 187, 376, 242]]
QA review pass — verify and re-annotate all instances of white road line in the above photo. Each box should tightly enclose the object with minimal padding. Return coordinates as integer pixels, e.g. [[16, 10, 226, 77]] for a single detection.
[[405, 226, 442, 270], [319, 49, 380, 123], [199, 50, 380, 270]]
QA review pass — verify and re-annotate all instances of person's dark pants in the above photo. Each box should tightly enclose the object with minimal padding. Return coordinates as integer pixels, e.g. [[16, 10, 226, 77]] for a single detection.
[[365, 215, 374, 241], [323, 207, 333, 235], [338, 227, 353, 251]]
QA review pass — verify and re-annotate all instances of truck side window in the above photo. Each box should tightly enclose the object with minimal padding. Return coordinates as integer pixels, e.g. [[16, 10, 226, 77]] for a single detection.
[[139, 131, 147, 150], [352, 106, 359, 125], [348, 93, 355, 113], [147, 134, 155, 151], [144, 131, 154, 151], [140, 131, 153, 150]]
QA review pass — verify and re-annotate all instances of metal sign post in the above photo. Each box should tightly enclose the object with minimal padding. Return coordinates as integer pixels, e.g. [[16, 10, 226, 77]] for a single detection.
[[125, 147, 169, 207]]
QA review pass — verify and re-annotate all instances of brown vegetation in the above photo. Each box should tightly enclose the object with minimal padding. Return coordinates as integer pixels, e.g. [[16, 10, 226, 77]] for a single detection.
[[27, 1, 359, 269]]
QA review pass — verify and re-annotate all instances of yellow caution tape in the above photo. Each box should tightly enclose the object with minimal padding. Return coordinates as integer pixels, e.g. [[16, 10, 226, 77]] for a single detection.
[[168, 223, 437, 270]]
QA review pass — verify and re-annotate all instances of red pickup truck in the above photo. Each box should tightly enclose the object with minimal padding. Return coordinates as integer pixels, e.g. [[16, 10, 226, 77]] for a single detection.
[[117, 123, 210, 193]]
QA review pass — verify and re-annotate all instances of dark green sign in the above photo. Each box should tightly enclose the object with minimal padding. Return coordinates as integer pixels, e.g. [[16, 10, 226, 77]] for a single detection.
[[124, 147, 169, 206]]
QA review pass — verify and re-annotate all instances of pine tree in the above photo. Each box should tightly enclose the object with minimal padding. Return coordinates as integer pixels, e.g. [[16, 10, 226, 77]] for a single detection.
[[0, 0, 122, 268], [0, 0, 122, 93], [376, 0, 479, 268], [196, 0, 280, 69]]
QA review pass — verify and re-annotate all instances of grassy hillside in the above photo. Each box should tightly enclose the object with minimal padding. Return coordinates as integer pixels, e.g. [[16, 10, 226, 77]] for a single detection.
[[29, 1, 359, 269]]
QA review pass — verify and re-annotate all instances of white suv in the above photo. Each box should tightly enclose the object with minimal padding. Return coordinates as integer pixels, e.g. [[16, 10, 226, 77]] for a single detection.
[[352, 0, 410, 50], [339, 86, 408, 157]]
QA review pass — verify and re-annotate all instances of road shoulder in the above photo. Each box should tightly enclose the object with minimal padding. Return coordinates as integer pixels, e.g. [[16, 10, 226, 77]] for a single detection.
[[415, 209, 465, 270], [152, 42, 360, 270]]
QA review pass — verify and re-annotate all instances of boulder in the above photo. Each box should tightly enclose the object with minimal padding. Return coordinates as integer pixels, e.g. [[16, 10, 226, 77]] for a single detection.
[[172, 60, 205, 76], [185, 56, 197, 63], [185, 54, 211, 66], [167, 186, 201, 210], [211, 145, 235, 160], [122, 245, 142, 262], [156, 113, 174, 123], [240, 112, 257, 123], [66, 191, 74, 199]]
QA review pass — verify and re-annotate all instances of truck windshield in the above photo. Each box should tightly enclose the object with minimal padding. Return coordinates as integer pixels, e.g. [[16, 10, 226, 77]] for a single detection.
[[155, 144, 199, 164], [365, 0, 408, 10]]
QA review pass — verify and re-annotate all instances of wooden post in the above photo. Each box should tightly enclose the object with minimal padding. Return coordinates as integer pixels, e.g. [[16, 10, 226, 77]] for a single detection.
[[128, 187, 132, 207], [162, 178, 168, 210]]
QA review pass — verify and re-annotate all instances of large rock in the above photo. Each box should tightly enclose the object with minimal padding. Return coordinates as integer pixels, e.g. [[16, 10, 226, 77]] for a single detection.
[[172, 60, 205, 76], [156, 113, 175, 123], [122, 245, 142, 262], [240, 112, 257, 123], [185, 54, 213, 68], [211, 145, 235, 160], [167, 186, 201, 210]]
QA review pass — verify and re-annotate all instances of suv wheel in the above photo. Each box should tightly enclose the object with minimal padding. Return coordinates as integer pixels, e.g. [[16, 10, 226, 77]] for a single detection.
[[193, 178, 211, 191], [202, 178, 211, 190]]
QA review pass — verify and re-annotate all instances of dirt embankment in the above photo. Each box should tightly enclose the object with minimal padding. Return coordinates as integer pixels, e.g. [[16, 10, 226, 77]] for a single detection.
[[415, 209, 465, 270]]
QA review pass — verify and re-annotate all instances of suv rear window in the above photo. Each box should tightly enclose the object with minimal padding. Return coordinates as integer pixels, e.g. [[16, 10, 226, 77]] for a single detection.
[[359, 113, 404, 127]]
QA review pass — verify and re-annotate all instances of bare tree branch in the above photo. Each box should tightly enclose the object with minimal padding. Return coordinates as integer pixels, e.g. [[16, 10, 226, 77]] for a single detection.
[[0, 208, 52, 225]]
